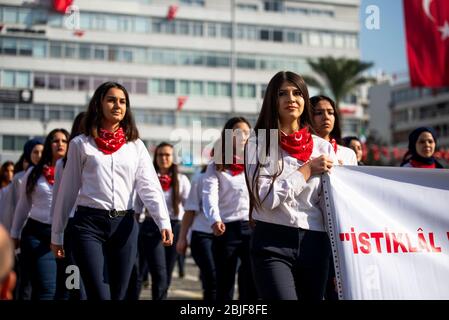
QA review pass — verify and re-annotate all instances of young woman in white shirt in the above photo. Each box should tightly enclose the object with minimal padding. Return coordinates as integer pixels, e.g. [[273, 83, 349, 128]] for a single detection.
[[176, 165, 217, 301], [1, 138, 43, 300], [310, 94, 357, 300], [245, 71, 337, 300], [50, 111, 86, 300], [310, 95, 357, 166], [203, 116, 257, 301], [10, 128, 69, 300], [50, 82, 173, 300], [133, 142, 190, 299]]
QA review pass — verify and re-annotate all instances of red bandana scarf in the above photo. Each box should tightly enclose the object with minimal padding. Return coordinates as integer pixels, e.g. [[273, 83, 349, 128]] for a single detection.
[[95, 127, 126, 155], [330, 138, 338, 154], [228, 155, 244, 176], [279, 127, 314, 162], [158, 174, 172, 191], [410, 159, 436, 169], [42, 165, 55, 185]]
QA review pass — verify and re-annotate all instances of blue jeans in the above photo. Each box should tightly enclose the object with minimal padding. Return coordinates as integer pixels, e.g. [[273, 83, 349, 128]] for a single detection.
[[20, 218, 57, 300]]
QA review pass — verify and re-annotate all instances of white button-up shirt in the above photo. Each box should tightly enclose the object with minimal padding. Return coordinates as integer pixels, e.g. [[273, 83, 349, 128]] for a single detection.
[[184, 171, 212, 234], [336, 145, 358, 166], [202, 162, 249, 226], [51, 134, 171, 245], [0, 171, 26, 233], [10, 167, 53, 239], [245, 134, 338, 232]]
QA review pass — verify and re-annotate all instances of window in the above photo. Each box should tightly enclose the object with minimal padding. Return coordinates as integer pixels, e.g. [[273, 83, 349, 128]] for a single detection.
[[78, 77, 89, 91], [192, 22, 203, 36], [79, 44, 91, 60], [33, 41, 46, 57], [135, 17, 149, 33], [48, 75, 61, 90], [178, 21, 189, 35], [32, 106, 45, 121], [93, 46, 106, 60], [50, 43, 62, 58], [3, 7, 18, 23], [16, 72, 30, 88], [64, 76, 77, 90], [65, 44, 77, 59], [18, 105, 30, 119], [191, 81, 203, 95], [309, 32, 320, 46], [207, 82, 218, 96], [18, 40, 32, 57], [321, 33, 332, 48], [207, 24, 217, 37], [49, 108, 60, 120], [2, 71, 15, 88], [1, 104, 15, 118], [3, 38, 17, 55], [273, 30, 283, 42], [105, 16, 119, 32], [135, 80, 148, 94], [34, 73, 46, 88], [219, 82, 231, 97], [260, 29, 270, 41], [179, 80, 190, 95]]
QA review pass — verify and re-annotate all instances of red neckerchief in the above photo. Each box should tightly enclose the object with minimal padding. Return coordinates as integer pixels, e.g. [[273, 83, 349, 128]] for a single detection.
[[158, 174, 172, 191], [410, 159, 436, 169], [94, 127, 126, 155], [330, 138, 338, 154], [42, 165, 55, 185], [228, 155, 244, 176], [279, 127, 314, 162]]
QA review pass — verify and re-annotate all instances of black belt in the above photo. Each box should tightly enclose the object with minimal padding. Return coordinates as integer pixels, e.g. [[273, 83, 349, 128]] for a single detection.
[[76, 206, 135, 218]]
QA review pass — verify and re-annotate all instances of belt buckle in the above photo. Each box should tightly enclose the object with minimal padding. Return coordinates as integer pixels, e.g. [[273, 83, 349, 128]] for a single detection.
[[109, 209, 118, 218]]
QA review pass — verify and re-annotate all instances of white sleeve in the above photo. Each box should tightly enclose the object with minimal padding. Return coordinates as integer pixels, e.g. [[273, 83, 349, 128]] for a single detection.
[[51, 139, 83, 245], [202, 163, 221, 225], [184, 174, 200, 212], [245, 137, 308, 211], [50, 160, 63, 226], [135, 141, 171, 232], [10, 169, 33, 239], [180, 174, 191, 207], [1, 175, 23, 233]]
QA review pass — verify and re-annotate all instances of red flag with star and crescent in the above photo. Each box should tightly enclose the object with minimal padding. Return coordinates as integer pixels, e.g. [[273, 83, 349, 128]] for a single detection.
[[403, 0, 449, 87]]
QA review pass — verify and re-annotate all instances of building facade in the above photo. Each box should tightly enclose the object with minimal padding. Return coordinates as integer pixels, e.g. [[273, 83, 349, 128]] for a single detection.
[[0, 0, 361, 164], [369, 80, 449, 149]]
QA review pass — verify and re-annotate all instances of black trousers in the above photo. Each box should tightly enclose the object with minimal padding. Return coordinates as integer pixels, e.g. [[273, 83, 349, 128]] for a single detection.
[[212, 220, 258, 301], [71, 207, 138, 300], [190, 230, 217, 301], [250, 221, 331, 300]]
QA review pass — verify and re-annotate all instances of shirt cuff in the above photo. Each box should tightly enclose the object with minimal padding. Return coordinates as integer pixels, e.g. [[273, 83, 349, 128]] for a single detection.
[[287, 170, 307, 195], [51, 232, 64, 246]]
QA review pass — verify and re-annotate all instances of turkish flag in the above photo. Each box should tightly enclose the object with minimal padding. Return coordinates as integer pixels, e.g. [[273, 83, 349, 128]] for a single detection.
[[53, 0, 73, 13], [167, 5, 178, 20], [177, 96, 188, 111], [403, 0, 449, 87]]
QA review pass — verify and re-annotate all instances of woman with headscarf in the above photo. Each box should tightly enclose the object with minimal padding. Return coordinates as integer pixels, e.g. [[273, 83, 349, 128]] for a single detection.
[[400, 127, 444, 169]]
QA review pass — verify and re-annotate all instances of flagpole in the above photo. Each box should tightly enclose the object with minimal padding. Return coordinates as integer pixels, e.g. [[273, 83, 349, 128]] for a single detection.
[[230, 0, 236, 116]]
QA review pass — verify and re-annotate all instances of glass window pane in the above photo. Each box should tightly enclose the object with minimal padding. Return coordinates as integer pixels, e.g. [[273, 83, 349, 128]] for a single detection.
[[260, 29, 270, 41], [34, 73, 46, 88], [273, 30, 283, 42], [18, 106, 30, 119], [207, 24, 217, 37], [93, 46, 106, 60], [179, 80, 190, 95], [50, 43, 62, 58], [65, 44, 77, 58], [33, 41, 46, 57], [191, 81, 203, 95], [78, 77, 89, 91], [2, 71, 15, 88], [178, 21, 189, 35], [79, 44, 91, 59], [207, 82, 218, 96], [48, 75, 61, 90], [3, 8, 17, 23], [105, 16, 119, 32], [61, 109, 75, 120], [309, 32, 320, 46], [135, 80, 147, 94], [1, 104, 15, 118], [33, 106, 45, 121], [135, 17, 149, 33], [220, 83, 231, 97], [192, 22, 203, 36], [150, 79, 161, 94], [49, 109, 60, 120], [64, 76, 76, 90], [3, 136, 15, 151], [16, 72, 30, 88], [165, 80, 175, 94], [322, 33, 332, 47], [3, 38, 17, 55]]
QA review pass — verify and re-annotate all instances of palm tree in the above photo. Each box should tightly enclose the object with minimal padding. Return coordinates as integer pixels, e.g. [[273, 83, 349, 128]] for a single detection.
[[305, 56, 374, 109]]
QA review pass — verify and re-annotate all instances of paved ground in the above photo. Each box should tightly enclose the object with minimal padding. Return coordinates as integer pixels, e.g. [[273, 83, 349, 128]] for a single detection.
[[139, 251, 203, 300]]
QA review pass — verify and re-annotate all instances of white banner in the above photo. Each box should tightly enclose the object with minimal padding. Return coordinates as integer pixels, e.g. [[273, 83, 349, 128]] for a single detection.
[[323, 166, 449, 300]]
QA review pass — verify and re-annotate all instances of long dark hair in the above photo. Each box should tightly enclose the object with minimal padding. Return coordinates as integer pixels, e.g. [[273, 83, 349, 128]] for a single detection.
[[13, 153, 27, 174], [153, 142, 180, 217], [245, 71, 313, 212], [83, 81, 139, 141], [26, 128, 69, 196], [212, 117, 251, 172], [63, 111, 86, 167], [0, 161, 14, 188], [310, 95, 342, 145]]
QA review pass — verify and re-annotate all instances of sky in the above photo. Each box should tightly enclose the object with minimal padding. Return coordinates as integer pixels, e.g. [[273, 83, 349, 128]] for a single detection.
[[359, 0, 408, 77]]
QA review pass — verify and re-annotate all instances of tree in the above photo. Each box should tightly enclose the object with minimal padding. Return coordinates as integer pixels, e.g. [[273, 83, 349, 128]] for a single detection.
[[305, 56, 374, 109]]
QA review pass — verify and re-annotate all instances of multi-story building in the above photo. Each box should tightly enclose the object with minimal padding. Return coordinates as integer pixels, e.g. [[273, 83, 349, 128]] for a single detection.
[[0, 0, 361, 165], [369, 80, 449, 149]]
